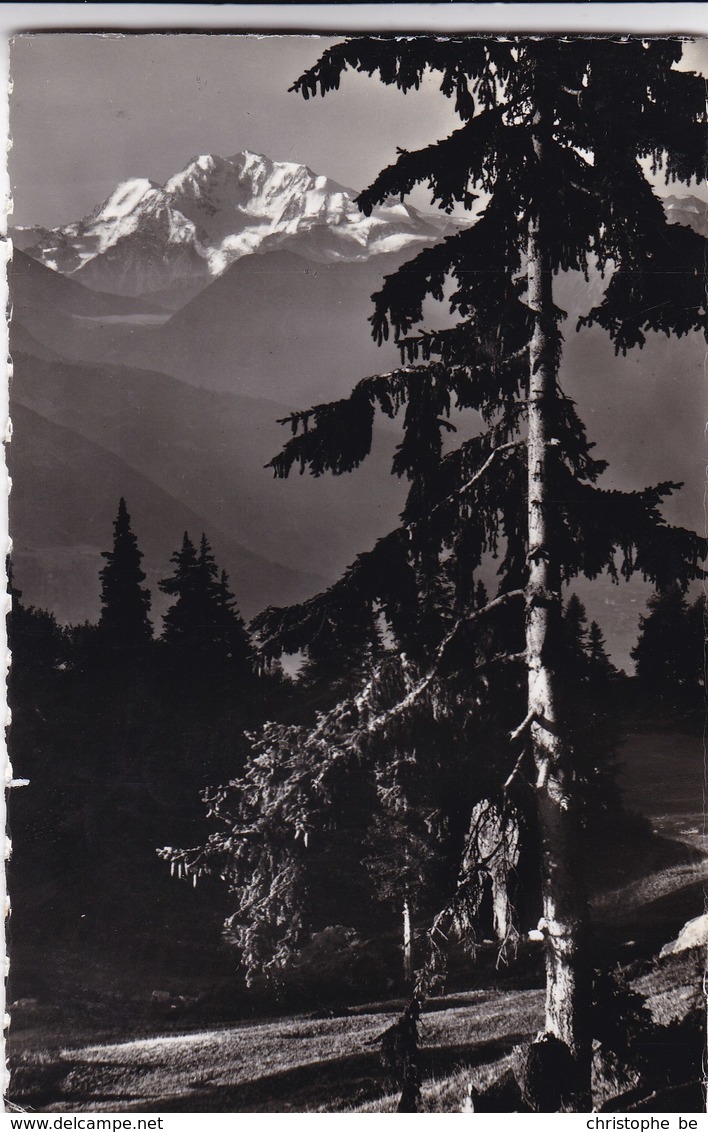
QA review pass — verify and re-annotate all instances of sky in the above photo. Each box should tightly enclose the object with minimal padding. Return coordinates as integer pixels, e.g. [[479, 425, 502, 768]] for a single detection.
[[9, 33, 462, 227], [8, 29, 708, 228]]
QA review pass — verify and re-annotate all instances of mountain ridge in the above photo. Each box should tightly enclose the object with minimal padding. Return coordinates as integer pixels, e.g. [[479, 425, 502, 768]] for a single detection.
[[9, 350, 406, 624], [8, 398, 331, 625], [11, 150, 465, 298]]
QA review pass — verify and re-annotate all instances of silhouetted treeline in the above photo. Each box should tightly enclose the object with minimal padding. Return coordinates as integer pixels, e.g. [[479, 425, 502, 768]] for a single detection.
[[6, 502, 292, 987], [5, 500, 705, 1005]]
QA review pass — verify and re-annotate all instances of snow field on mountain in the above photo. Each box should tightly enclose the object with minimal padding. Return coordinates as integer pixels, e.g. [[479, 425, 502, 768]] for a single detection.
[[17, 150, 460, 294]]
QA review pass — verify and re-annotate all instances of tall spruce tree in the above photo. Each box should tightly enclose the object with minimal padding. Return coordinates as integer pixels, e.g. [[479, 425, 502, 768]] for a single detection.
[[272, 36, 704, 1108], [163, 36, 705, 1111], [98, 498, 152, 654]]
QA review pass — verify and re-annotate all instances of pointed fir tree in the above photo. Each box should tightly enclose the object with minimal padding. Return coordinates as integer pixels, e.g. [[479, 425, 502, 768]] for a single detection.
[[160, 533, 254, 671], [213, 568, 255, 672], [631, 583, 696, 691], [159, 531, 199, 652], [586, 621, 615, 688], [160, 531, 219, 655], [163, 36, 706, 1110], [193, 532, 220, 651], [98, 498, 152, 655]]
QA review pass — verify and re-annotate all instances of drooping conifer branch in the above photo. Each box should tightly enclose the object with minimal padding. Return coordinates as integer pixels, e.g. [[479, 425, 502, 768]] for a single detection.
[[369, 208, 527, 346], [580, 222, 708, 351], [257, 425, 704, 668], [356, 105, 514, 214], [268, 361, 529, 483], [289, 35, 517, 106], [425, 799, 522, 961], [448, 440, 522, 500], [347, 589, 524, 736]]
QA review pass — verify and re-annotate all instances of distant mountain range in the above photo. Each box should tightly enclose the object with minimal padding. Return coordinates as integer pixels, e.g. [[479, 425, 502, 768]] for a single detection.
[[11, 150, 463, 302], [8, 398, 332, 626], [8, 152, 706, 665], [106, 247, 417, 402], [9, 347, 405, 624], [662, 194, 707, 238]]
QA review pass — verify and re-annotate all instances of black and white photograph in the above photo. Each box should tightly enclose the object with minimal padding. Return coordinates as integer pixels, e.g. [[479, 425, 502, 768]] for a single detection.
[[4, 7, 707, 1114]]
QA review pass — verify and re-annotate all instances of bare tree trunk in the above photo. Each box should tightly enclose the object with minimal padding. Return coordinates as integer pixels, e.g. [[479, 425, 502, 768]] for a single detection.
[[402, 896, 413, 985], [526, 214, 591, 1110]]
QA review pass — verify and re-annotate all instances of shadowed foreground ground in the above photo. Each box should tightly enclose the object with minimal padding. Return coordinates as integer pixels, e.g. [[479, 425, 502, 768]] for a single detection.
[[8, 727, 705, 1113], [10, 991, 543, 1112]]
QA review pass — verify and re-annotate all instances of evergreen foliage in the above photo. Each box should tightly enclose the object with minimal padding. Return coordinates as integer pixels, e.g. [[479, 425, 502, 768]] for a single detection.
[[159, 532, 200, 648], [7, 526, 282, 983], [162, 34, 706, 1109], [557, 595, 617, 692], [161, 716, 376, 981], [213, 568, 256, 669], [257, 31, 704, 937], [160, 532, 254, 671], [631, 584, 703, 690], [98, 498, 152, 654], [7, 563, 67, 683], [586, 621, 615, 688]]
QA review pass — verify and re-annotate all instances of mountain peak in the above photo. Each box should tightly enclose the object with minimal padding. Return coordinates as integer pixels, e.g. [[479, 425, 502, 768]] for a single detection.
[[235, 149, 270, 166], [14, 150, 472, 296], [91, 178, 162, 222], [165, 152, 232, 190]]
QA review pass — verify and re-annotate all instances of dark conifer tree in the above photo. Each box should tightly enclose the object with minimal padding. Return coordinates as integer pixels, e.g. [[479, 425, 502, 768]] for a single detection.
[[213, 568, 255, 671], [192, 533, 221, 655], [586, 621, 615, 688], [160, 533, 254, 670], [164, 36, 706, 1109], [159, 532, 199, 651], [277, 39, 706, 1107], [98, 498, 152, 654], [631, 584, 696, 690], [7, 561, 66, 682]]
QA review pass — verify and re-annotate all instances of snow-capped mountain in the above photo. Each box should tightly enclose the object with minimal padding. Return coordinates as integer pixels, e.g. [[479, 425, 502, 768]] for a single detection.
[[662, 193, 707, 239], [12, 151, 462, 298]]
